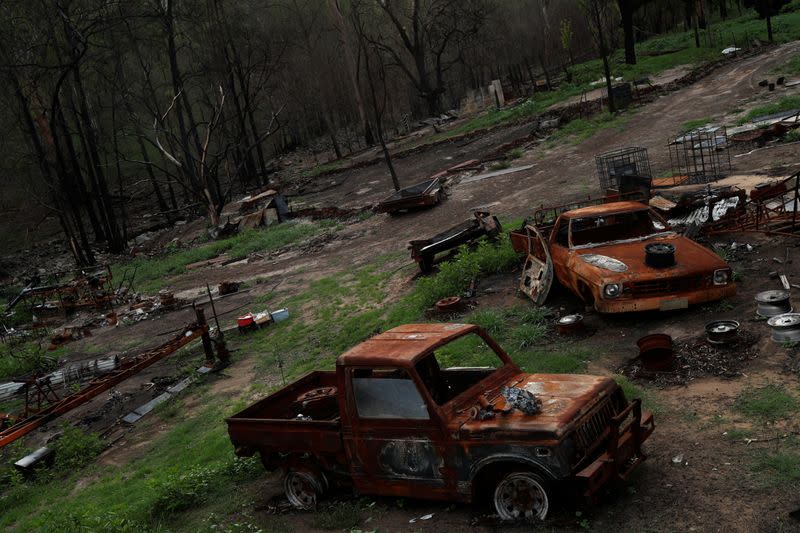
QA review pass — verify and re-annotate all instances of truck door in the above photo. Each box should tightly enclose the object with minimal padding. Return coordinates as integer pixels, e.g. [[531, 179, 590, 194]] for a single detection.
[[343, 367, 454, 498]]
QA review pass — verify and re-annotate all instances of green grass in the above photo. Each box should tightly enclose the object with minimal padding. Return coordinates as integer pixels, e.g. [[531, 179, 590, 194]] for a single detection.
[[488, 160, 511, 171], [771, 53, 800, 76], [301, 160, 346, 179], [681, 117, 712, 132], [738, 95, 800, 123], [547, 111, 631, 145], [112, 220, 338, 294], [754, 447, 800, 487], [431, 8, 800, 144], [734, 384, 800, 422], [508, 147, 525, 159]]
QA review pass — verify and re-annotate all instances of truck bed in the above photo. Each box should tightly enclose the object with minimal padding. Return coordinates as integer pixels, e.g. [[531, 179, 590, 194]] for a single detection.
[[226, 371, 343, 458]]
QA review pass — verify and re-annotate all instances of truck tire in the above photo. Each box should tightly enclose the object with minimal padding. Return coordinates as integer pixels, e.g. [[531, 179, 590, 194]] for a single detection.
[[284, 470, 325, 510], [493, 471, 550, 521]]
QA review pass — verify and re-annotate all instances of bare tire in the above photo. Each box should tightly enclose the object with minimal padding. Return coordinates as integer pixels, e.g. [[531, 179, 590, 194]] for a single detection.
[[284, 470, 325, 510], [493, 472, 549, 521]]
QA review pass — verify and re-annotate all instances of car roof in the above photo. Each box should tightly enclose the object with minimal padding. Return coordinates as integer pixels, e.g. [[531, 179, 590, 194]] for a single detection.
[[336, 323, 478, 367], [562, 201, 649, 219]]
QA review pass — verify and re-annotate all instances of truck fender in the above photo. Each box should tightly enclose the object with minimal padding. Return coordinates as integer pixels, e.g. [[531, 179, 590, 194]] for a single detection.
[[469, 454, 557, 497]]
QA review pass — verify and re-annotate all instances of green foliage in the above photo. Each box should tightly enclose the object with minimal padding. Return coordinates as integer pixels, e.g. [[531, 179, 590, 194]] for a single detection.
[[113, 220, 338, 294], [149, 464, 224, 517], [754, 448, 800, 487], [784, 128, 800, 142], [51, 425, 106, 473], [507, 147, 524, 159], [0, 339, 61, 380], [739, 95, 800, 124], [681, 117, 712, 132], [547, 111, 630, 145], [771, 54, 800, 75], [614, 375, 663, 415], [301, 160, 346, 179], [489, 160, 511, 170], [734, 384, 800, 422]]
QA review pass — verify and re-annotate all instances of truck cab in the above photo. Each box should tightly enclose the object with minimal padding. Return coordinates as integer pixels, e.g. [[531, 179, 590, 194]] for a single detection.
[[227, 323, 654, 520]]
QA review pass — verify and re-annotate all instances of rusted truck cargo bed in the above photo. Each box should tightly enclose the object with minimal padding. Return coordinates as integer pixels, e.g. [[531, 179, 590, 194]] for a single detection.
[[226, 371, 342, 456]]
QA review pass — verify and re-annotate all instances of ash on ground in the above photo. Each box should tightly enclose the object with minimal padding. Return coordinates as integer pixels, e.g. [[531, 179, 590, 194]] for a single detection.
[[619, 330, 760, 386]]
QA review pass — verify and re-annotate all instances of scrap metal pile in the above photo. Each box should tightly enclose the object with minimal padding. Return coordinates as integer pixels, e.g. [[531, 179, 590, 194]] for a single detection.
[[648, 171, 800, 238], [0, 308, 223, 450]]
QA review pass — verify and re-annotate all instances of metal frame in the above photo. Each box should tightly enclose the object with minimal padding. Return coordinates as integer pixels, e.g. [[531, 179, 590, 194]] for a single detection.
[[595, 147, 652, 191], [668, 126, 731, 184]]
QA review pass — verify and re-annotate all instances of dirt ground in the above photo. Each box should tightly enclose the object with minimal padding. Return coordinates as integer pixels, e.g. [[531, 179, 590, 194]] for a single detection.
[[4, 41, 800, 532]]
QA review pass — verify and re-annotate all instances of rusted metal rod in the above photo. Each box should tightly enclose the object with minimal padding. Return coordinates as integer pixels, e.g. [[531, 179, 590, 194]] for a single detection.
[[0, 323, 207, 449]]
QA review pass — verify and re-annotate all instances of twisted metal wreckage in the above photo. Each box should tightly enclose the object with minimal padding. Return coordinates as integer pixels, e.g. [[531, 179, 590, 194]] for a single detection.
[[0, 308, 228, 450]]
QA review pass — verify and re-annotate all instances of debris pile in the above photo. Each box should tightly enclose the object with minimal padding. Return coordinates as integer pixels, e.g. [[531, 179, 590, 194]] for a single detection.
[[620, 330, 760, 385]]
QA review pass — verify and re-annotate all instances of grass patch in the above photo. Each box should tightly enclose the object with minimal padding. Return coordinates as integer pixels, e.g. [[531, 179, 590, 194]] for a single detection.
[[738, 95, 800, 124], [614, 375, 663, 415], [507, 147, 525, 159], [681, 117, 712, 132], [301, 160, 346, 179], [489, 160, 511, 171], [771, 51, 800, 76], [112, 220, 338, 294], [734, 383, 800, 422], [548, 111, 631, 145], [754, 447, 800, 487]]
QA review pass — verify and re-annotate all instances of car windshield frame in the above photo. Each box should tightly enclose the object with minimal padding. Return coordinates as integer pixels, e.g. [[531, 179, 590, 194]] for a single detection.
[[568, 208, 674, 249]]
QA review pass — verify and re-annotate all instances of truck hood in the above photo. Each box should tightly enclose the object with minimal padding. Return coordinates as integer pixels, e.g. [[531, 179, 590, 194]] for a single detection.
[[458, 373, 617, 440], [571, 233, 728, 281]]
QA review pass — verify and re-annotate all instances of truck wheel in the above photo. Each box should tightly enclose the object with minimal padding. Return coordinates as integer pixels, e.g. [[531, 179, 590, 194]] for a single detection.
[[493, 472, 550, 521], [284, 470, 325, 510]]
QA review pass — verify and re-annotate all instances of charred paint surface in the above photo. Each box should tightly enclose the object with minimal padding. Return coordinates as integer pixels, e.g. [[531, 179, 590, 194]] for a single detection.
[[226, 324, 655, 508]]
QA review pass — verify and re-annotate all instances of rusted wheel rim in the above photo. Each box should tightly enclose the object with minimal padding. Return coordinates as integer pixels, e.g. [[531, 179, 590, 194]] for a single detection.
[[284, 471, 323, 510], [494, 472, 549, 521], [435, 296, 463, 312]]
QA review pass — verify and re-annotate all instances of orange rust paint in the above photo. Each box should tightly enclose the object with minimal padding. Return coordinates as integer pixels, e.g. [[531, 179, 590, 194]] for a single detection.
[[227, 323, 655, 508]]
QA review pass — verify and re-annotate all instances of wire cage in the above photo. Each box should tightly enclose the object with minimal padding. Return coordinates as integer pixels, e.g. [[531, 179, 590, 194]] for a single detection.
[[595, 147, 652, 191], [668, 126, 731, 184]]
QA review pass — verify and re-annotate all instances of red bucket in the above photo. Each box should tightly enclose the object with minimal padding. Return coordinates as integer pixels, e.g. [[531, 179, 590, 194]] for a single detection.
[[237, 313, 255, 328]]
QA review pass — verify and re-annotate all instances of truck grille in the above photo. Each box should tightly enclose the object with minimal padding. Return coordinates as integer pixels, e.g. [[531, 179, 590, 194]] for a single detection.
[[573, 398, 617, 455], [627, 275, 706, 297]]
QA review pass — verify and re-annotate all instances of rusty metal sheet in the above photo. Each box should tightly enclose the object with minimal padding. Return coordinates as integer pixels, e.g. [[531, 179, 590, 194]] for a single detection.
[[519, 226, 552, 306], [337, 323, 479, 367]]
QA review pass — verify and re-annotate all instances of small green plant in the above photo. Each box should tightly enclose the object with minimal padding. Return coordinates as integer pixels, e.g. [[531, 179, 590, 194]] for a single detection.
[[489, 160, 511, 171], [155, 398, 183, 420], [507, 147, 524, 159], [734, 384, 800, 422], [784, 128, 800, 143], [51, 425, 105, 473], [754, 449, 800, 486]]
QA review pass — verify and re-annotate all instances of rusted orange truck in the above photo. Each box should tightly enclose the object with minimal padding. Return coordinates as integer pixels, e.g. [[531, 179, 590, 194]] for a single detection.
[[511, 200, 736, 312], [226, 323, 654, 520]]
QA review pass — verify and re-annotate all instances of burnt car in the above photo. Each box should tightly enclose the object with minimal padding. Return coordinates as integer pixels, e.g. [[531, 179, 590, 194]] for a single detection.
[[227, 323, 654, 520], [511, 200, 735, 312]]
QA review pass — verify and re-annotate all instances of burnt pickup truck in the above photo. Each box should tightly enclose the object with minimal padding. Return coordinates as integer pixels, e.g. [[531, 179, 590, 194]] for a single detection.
[[227, 323, 654, 520], [511, 200, 736, 312]]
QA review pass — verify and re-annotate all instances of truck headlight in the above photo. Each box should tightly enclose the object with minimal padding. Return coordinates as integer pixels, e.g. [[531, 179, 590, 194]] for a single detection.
[[603, 283, 621, 298], [713, 269, 731, 285]]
